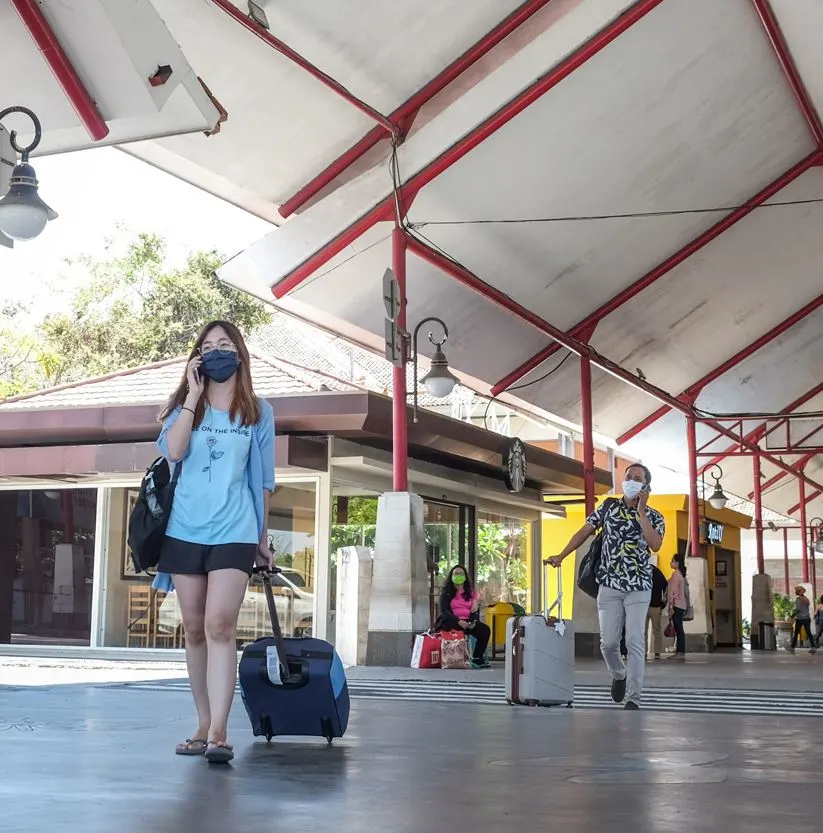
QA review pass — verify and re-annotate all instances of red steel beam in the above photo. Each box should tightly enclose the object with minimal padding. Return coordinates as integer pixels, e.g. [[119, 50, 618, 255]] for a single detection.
[[580, 355, 596, 515], [209, 0, 395, 135], [800, 478, 810, 581], [491, 151, 822, 396], [788, 490, 821, 515], [617, 294, 823, 444], [697, 380, 823, 474], [751, 450, 818, 498], [407, 232, 823, 497], [11, 0, 108, 142], [391, 226, 409, 491], [753, 453, 766, 573], [279, 0, 555, 218], [272, 0, 665, 298], [751, 0, 823, 147]]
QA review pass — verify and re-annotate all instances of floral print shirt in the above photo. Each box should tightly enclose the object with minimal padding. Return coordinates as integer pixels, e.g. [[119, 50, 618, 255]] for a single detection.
[[586, 498, 665, 593]]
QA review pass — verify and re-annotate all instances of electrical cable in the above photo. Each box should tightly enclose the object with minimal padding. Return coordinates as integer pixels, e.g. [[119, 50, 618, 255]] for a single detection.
[[409, 196, 823, 228]]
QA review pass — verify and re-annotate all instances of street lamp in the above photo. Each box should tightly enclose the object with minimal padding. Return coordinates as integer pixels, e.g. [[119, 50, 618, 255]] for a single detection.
[[707, 465, 729, 510], [408, 316, 457, 422], [0, 106, 57, 242]]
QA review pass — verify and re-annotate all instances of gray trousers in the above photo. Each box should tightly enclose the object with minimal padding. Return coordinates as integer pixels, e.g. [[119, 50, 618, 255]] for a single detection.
[[597, 585, 652, 705]]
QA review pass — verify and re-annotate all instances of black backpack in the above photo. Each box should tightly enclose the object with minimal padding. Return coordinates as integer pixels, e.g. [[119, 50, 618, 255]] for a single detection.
[[127, 457, 181, 573], [576, 497, 618, 598]]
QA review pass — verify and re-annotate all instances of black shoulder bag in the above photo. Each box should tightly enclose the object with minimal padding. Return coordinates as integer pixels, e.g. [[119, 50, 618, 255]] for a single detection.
[[576, 497, 617, 599], [127, 457, 182, 573]]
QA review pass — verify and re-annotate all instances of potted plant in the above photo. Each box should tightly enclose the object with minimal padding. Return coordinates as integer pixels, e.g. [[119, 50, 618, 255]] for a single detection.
[[773, 592, 795, 648]]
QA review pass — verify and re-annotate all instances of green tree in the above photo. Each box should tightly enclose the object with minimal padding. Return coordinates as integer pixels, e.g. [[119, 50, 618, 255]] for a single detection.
[[0, 301, 59, 397], [38, 233, 270, 384]]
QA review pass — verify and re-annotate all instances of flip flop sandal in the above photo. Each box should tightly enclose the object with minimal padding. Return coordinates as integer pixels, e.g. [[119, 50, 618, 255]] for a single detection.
[[205, 742, 234, 763], [175, 738, 207, 756]]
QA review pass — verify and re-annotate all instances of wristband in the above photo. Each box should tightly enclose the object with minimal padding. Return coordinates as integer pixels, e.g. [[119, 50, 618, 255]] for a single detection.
[[182, 406, 195, 415]]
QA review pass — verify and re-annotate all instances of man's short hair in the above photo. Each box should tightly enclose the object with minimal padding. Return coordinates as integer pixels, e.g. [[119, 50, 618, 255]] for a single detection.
[[625, 463, 651, 485]]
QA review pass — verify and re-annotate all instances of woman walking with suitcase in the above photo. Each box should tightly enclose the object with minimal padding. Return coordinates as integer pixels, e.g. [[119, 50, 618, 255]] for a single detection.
[[154, 320, 274, 763]]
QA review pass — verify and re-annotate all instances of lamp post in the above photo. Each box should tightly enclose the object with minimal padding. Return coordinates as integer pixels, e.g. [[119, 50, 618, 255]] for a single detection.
[[407, 316, 458, 423], [0, 106, 57, 243]]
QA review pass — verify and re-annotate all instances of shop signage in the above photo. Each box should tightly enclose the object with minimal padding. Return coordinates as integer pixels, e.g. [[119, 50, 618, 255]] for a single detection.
[[704, 521, 724, 545], [503, 437, 527, 493]]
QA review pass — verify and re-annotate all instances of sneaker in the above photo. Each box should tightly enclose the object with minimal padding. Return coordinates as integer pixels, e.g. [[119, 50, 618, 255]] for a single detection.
[[625, 701, 640, 711], [469, 659, 490, 669], [611, 676, 627, 703]]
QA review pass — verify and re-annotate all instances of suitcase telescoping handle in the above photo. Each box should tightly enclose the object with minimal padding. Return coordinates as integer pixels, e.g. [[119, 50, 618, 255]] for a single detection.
[[543, 561, 563, 622], [253, 566, 290, 683]]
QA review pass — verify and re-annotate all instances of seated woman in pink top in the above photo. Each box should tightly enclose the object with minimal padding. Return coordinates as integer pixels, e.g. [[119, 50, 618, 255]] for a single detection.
[[438, 565, 491, 669]]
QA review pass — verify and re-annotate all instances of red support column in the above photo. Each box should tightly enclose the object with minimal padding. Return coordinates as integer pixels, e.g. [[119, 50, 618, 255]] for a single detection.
[[783, 527, 790, 594], [580, 356, 595, 515], [799, 478, 810, 582], [392, 226, 409, 492], [753, 453, 765, 574], [687, 416, 700, 557]]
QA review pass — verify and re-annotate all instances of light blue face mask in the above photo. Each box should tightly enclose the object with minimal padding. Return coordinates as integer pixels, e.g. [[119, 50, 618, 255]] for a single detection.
[[622, 480, 645, 500]]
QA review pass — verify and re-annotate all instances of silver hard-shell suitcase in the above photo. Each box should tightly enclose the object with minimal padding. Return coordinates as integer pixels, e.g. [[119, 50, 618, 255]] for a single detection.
[[505, 564, 574, 707]]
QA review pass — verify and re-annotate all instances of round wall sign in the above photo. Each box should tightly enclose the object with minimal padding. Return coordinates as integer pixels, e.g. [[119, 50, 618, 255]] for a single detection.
[[503, 437, 527, 493]]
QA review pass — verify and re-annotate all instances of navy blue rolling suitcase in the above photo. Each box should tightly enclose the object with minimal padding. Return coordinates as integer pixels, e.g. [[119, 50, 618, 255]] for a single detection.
[[239, 568, 350, 744]]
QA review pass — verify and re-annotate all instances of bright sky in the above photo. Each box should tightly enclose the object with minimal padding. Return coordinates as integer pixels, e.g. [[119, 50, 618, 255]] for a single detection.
[[2, 146, 273, 316]]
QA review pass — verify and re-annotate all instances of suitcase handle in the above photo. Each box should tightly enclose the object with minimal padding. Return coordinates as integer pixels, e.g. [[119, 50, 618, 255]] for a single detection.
[[543, 561, 563, 622], [253, 566, 290, 682]]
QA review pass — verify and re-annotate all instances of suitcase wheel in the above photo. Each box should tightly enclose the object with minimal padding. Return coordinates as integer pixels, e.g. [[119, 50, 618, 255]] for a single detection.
[[261, 714, 274, 743], [321, 716, 334, 745]]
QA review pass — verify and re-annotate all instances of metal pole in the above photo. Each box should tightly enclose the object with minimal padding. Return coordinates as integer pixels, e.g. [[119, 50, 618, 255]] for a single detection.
[[799, 478, 810, 582], [580, 356, 596, 516], [783, 527, 790, 594], [392, 226, 408, 492], [687, 416, 700, 557], [753, 453, 765, 574]]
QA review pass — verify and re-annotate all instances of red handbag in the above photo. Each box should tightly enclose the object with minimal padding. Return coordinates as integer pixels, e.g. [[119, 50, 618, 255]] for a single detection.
[[664, 620, 676, 638], [411, 632, 441, 669]]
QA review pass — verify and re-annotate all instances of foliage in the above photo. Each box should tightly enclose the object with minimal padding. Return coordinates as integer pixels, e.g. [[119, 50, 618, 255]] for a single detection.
[[36, 233, 271, 386], [476, 522, 528, 606], [330, 497, 378, 557], [0, 301, 59, 398], [773, 592, 795, 622]]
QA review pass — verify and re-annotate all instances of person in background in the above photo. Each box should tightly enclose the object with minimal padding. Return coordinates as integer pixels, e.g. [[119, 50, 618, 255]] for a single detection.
[[789, 585, 817, 655], [666, 554, 688, 659], [547, 464, 665, 710], [815, 596, 823, 646], [647, 563, 668, 660], [438, 565, 491, 669]]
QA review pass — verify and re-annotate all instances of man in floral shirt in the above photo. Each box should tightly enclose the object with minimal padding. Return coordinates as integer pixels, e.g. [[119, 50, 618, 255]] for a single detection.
[[548, 464, 664, 709]]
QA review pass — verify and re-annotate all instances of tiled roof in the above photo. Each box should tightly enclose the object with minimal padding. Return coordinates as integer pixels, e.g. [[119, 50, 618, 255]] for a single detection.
[[0, 352, 362, 411]]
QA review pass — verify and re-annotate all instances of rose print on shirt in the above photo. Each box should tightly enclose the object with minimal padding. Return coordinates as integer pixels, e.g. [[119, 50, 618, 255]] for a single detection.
[[202, 436, 224, 481]]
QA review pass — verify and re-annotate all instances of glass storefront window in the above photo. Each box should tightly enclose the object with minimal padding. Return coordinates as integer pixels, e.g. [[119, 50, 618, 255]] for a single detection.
[[0, 489, 97, 645], [102, 480, 319, 649], [475, 511, 532, 612]]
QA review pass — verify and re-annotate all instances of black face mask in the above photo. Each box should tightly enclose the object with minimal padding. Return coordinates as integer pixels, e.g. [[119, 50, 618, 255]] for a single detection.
[[200, 350, 239, 383]]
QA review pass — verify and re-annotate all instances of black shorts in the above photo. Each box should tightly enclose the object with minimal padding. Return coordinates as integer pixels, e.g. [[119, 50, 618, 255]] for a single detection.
[[157, 537, 257, 576]]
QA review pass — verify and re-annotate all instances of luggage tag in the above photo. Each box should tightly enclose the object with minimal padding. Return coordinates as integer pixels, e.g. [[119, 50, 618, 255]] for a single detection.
[[266, 645, 284, 685]]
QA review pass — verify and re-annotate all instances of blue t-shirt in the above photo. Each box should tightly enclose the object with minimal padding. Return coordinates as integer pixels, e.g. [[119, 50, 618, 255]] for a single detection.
[[166, 407, 258, 546]]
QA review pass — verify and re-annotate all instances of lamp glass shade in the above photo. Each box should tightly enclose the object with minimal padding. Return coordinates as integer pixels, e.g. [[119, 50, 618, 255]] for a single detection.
[[708, 487, 728, 511], [421, 348, 457, 398], [0, 163, 57, 241]]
